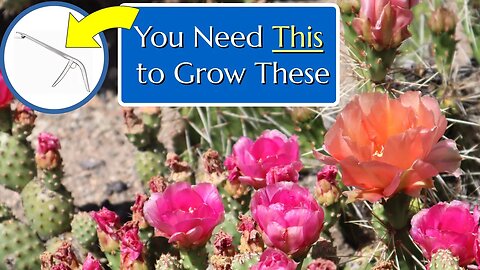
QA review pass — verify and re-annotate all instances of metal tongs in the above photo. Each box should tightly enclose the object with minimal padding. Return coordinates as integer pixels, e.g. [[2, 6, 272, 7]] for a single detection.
[[16, 32, 90, 92]]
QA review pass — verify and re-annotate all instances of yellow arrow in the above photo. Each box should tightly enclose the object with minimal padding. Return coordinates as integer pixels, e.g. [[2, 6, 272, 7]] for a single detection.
[[66, 6, 139, 48]]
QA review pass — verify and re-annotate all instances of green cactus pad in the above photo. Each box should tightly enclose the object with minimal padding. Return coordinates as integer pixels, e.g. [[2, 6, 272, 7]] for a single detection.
[[429, 249, 461, 270], [231, 252, 260, 270], [21, 180, 74, 240], [71, 212, 99, 252], [135, 148, 166, 184], [0, 219, 44, 270], [0, 133, 36, 191], [213, 212, 240, 247], [155, 254, 182, 270]]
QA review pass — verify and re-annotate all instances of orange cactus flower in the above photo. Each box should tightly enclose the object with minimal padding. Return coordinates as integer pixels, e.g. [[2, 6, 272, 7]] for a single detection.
[[317, 91, 462, 202]]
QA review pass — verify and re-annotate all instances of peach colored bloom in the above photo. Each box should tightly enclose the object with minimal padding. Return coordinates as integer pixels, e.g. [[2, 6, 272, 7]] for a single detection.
[[318, 91, 461, 202]]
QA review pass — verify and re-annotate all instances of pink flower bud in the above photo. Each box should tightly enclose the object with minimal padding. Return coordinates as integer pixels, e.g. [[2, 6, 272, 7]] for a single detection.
[[143, 182, 225, 249], [251, 182, 324, 257], [352, 0, 418, 50], [0, 72, 13, 108], [225, 130, 303, 189], [90, 208, 120, 237], [82, 254, 103, 270], [251, 248, 297, 270], [37, 132, 61, 155], [410, 201, 479, 266], [317, 165, 338, 184]]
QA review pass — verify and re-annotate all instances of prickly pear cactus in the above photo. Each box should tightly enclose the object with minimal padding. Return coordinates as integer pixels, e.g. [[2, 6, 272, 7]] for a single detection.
[[71, 212, 99, 253], [230, 252, 260, 270], [0, 133, 36, 191], [135, 147, 166, 184], [21, 180, 74, 240], [155, 254, 182, 270], [123, 108, 167, 186], [0, 219, 44, 270], [428, 6, 457, 78], [429, 249, 461, 270]]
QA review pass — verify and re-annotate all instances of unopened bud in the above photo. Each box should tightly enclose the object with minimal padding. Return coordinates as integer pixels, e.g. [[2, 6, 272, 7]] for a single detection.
[[13, 102, 37, 130], [338, 0, 360, 15], [428, 7, 456, 34], [289, 107, 314, 123], [315, 179, 341, 207]]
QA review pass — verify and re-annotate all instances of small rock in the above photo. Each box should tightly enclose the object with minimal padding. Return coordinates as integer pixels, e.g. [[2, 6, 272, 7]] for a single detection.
[[105, 181, 129, 196], [79, 158, 106, 170]]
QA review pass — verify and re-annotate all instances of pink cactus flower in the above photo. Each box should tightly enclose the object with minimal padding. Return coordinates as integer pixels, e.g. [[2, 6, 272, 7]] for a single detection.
[[410, 200, 479, 266], [251, 182, 324, 257], [251, 248, 297, 270], [318, 91, 462, 202], [475, 229, 480, 266], [82, 253, 102, 270], [0, 72, 13, 108], [143, 182, 225, 249], [90, 208, 120, 237], [225, 130, 303, 189], [352, 0, 418, 50], [119, 224, 144, 268], [37, 132, 61, 155]]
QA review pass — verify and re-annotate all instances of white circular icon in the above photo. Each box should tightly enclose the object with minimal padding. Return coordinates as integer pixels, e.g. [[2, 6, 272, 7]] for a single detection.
[[1, 2, 108, 114]]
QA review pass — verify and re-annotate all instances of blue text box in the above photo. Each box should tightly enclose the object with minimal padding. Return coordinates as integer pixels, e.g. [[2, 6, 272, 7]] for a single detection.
[[119, 3, 340, 106]]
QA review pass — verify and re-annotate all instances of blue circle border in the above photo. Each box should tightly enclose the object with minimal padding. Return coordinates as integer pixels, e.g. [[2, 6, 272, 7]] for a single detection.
[[0, 1, 109, 114]]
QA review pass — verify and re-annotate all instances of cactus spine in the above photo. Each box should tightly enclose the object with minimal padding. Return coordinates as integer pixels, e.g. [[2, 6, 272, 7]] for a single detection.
[[155, 254, 182, 270]]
